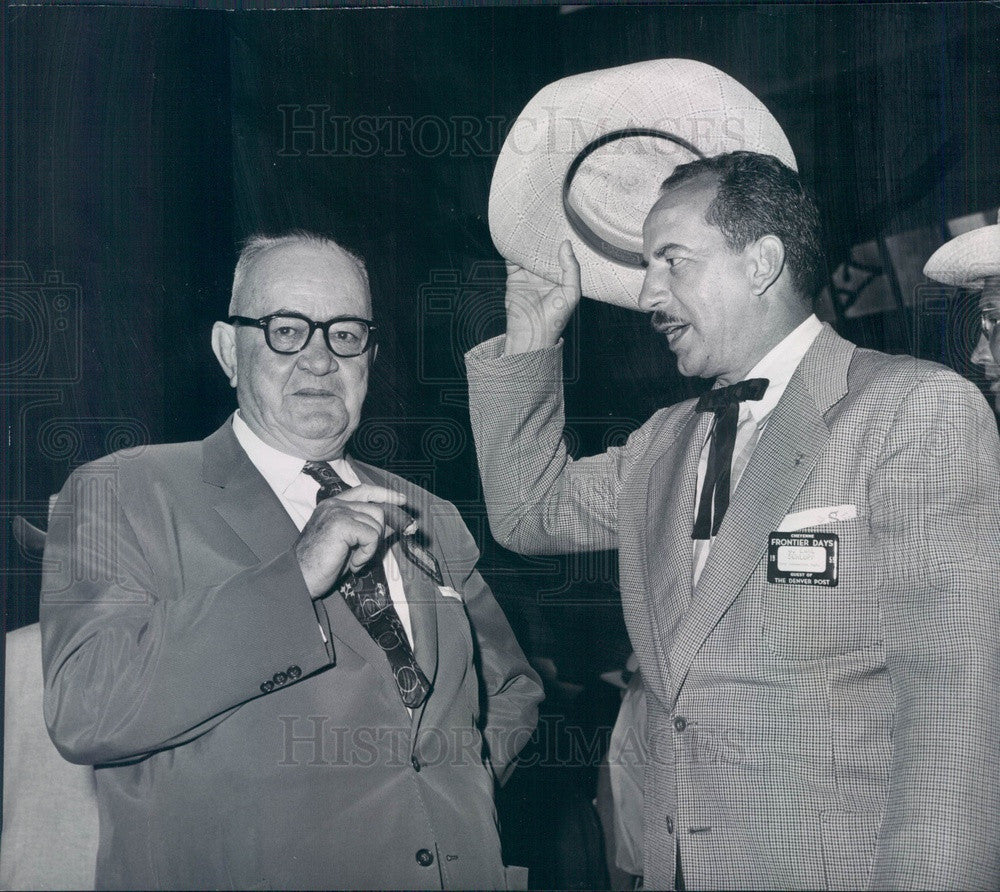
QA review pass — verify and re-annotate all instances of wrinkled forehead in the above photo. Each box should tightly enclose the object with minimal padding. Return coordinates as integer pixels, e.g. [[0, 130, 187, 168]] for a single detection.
[[238, 242, 371, 319]]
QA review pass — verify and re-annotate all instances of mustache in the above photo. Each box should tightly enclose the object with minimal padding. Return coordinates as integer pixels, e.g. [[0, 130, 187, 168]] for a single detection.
[[651, 312, 686, 332]]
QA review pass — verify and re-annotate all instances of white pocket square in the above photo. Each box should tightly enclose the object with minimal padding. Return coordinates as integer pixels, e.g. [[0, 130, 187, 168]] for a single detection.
[[777, 504, 858, 532], [438, 585, 463, 602]]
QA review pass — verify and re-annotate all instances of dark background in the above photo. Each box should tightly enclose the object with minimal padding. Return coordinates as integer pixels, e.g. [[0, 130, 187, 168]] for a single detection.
[[3, 3, 999, 885]]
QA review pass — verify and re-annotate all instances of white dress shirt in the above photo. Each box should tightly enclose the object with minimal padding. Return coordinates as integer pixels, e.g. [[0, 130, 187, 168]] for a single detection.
[[231, 411, 414, 644], [692, 314, 824, 586]]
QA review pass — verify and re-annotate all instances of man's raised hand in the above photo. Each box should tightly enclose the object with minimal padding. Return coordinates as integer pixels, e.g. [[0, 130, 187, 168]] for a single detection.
[[504, 240, 582, 354]]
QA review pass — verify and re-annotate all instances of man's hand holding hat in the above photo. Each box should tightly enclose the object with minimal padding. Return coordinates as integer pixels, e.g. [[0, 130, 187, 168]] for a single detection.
[[504, 241, 582, 354]]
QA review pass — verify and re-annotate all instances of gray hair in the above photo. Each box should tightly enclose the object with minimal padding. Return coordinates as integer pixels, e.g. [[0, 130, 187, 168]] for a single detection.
[[229, 230, 370, 314]]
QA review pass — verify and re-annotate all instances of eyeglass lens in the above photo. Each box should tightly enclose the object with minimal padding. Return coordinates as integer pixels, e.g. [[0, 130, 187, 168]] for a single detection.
[[267, 316, 369, 355]]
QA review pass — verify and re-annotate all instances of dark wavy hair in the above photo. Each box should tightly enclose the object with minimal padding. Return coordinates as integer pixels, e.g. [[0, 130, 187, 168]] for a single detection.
[[662, 151, 825, 301]]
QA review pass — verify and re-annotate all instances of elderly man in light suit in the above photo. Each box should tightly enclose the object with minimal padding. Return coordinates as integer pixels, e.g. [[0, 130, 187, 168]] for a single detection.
[[41, 232, 542, 890], [466, 152, 1000, 890]]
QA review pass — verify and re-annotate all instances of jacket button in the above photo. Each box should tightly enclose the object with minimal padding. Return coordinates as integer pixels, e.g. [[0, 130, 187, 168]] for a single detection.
[[260, 680, 275, 693], [416, 848, 434, 866], [273, 671, 288, 686], [287, 665, 302, 680], [411, 755, 421, 772], [666, 815, 674, 834], [674, 716, 687, 732]]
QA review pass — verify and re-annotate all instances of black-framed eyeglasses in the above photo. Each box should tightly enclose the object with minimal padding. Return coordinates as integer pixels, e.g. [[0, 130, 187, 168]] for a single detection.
[[227, 313, 377, 357]]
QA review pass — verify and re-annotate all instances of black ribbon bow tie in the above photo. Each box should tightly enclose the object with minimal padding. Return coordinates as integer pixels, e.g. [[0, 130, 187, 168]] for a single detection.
[[691, 378, 769, 541], [695, 378, 769, 413]]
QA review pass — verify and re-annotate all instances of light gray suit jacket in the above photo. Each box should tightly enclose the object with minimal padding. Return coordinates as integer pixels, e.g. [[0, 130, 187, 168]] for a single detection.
[[466, 325, 1000, 891], [40, 419, 542, 890]]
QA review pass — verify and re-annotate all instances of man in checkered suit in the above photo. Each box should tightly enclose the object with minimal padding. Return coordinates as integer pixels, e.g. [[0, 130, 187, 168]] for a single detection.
[[465, 152, 1000, 890]]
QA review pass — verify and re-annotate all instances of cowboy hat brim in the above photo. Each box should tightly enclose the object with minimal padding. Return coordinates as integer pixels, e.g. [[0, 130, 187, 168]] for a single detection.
[[489, 58, 797, 309]]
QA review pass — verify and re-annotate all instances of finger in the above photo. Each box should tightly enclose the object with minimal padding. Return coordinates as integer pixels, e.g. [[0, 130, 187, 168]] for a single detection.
[[334, 484, 407, 506], [384, 503, 419, 535], [334, 512, 384, 573], [559, 240, 582, 295], [333, 488, 416, 533], [335, 501, 387, 532], [345, 503, 418, 540], [347, 533, 382, 573]]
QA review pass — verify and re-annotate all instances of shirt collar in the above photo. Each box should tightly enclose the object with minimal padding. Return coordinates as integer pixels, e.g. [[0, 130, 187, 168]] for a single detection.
[[741, 314, 824, 423], [231, 411, 360, 493], [231, 412, 307, 496]]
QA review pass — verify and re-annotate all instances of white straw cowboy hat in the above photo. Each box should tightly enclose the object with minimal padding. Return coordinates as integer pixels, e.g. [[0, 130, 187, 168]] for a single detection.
[[489, 58, 797, 309], [923, 212, 1000, 289]]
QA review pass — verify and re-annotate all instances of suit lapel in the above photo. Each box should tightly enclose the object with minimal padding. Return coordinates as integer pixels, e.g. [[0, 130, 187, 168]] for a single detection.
[[204, 422, 299, 565], [665, 326, 854, 705], [644, 407, 710, 680], [617, 403, 707, 706], [203, 421, 392, 671]]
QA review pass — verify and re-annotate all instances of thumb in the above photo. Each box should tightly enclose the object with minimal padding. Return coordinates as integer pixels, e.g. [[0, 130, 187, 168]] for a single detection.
[[558, 240, 582, 302]]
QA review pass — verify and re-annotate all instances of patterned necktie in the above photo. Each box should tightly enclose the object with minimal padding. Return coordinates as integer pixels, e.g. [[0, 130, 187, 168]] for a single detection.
[[692, 378, 769, 540], [302, 460, 431, 709]]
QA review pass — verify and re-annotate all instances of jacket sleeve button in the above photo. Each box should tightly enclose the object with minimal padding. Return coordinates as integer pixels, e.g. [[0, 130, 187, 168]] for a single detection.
[[416, 849, 434, 866], [260, 680, 275, 694], [287, 665, 302, 680], [273, 671, 288, 686]]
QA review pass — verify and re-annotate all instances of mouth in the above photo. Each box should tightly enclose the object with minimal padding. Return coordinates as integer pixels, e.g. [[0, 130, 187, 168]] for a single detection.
[[292, 387, 340, 398], [651, 313, 690, 341]]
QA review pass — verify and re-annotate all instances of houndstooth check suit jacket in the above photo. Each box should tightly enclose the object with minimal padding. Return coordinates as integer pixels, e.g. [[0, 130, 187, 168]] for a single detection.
[[466, 324, 1000, 891]]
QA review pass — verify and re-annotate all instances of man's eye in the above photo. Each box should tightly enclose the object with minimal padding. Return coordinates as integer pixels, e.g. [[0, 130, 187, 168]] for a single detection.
[[653, 248, 683, 268], [332, 330, 360, 343]]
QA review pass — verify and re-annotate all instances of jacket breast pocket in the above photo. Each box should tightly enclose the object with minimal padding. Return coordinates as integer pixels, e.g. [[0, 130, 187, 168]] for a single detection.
[[760, 519, 881, 660]]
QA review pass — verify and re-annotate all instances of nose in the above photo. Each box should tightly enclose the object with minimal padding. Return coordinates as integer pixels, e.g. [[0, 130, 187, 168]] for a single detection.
[[295, 330, 339, 374], [971, 332, 993, 368], [637, 266, 665, 313]]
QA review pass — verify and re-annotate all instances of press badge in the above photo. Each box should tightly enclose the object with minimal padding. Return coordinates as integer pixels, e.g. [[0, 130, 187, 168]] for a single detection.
[[767, 532, 838, 586]]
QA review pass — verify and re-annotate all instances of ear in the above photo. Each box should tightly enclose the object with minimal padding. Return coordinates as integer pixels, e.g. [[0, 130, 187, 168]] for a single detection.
[[211, 321, 238, 388], [747, 234, 786, 296]]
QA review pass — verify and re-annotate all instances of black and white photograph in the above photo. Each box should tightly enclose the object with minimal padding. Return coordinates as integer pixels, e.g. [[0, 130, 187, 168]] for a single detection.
[[2, 1, 999, 889]]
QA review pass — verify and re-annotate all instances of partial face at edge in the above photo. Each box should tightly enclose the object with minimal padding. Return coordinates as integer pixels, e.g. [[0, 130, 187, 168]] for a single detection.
[[972, 290, 1000, 413]]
